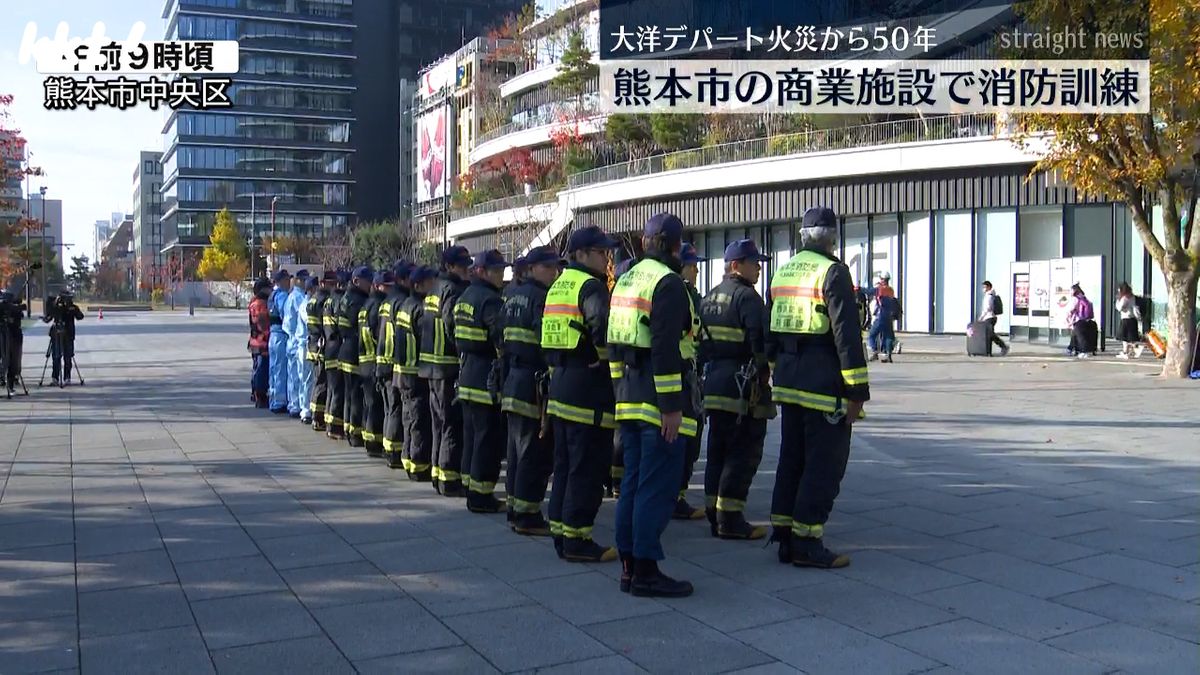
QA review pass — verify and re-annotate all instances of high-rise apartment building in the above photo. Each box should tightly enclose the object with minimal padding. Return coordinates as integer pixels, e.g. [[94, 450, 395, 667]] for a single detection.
[[132, 151, 167, 294]]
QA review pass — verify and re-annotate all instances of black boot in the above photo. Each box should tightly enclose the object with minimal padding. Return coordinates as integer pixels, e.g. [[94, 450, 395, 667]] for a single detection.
[[466, 493, 505, 514], [410, 468, 431, 482], [619, 552, 634, 593], [440, 481, 465, 498], [791, 537, 850, 569], [385, 452, 404, 469], [366, 442, 384, 458], [717, 511, 768, 540], [770, 526, 792, 564], [563, 538, 618, 563], [347, 435, 365, 448], [672, 495, 705, 520], [513, 512, 552, 537], [630, 559, 693, 598], [312, 419, 327, 432], [705, 506, 718, 538]]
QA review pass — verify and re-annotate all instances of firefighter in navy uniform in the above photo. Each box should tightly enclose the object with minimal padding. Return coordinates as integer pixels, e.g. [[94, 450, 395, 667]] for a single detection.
[[607, 257, 636, 498], [672, 243, 707, 521], [359, 270, 392, 457], [610, 213, 697, 598], [378, 262, 413, 469], [338, 266, 374, 448], [454, 250, 510, 514], [768, 207, 869, 569], [501, 246, 561, 535], [400, 266, 438, 480], [700, 239, 773, 540], [323, 270, 350, 439], [542, 226, 620, 563], [503, 254, 528, 300], [419, 246, 472, 496], [307, 271, 335, 431]]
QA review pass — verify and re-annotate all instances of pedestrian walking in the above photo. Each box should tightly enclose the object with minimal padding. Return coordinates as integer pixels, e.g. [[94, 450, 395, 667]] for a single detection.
[[767, 207, 869, 569], [1067, 283, 1097, 358], [1115, 282, 1145, 359], [609, 213, 698, 598], [979, 280, 1009, 356], [866, 273, 901, 362], [419, 246, 472, 496]]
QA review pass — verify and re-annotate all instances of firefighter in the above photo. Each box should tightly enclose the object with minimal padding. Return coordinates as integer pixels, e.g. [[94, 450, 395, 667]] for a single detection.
[[378, 261, 413, 469], [454, 249, 509, 514], [267, 269, 292, 414], [503, 254, 528, 299], [700, 239, 773, 540], [323, 270, 349, 439], [295, 274, 317, 425], [399, 266, 437, 481], [419, 246, 472, 497], [359, 269, 391, 457], [338, 265, 374, 448], [501, 246, 561, 535], [542, 226, 620, 563], [768, 207, 869, 569], [609, 213, 697, 598], [673, 244, 707, 521], [306, 271, 334, 430]]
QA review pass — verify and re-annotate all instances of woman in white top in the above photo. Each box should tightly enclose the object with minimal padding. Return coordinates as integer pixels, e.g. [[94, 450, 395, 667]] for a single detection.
[[1114, 282, 1144, 359]]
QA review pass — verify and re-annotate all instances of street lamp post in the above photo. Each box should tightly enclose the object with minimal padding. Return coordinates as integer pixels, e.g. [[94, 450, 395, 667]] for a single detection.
[[38, 186, 47, 309], [270, 196, 279, 271]]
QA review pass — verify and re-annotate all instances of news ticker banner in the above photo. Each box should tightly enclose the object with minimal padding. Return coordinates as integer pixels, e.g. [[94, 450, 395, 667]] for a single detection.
[[33, 39, 237, 111]]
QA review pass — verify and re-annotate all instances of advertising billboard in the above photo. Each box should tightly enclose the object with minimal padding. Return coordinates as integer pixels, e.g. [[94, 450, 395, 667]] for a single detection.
[[417, 107, 447, 203]]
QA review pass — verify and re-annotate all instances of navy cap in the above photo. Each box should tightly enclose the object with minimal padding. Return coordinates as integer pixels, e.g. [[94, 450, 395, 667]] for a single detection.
[[272, 269, 291, 282], [513, 255, 529, 271], [294, 269, 310, 279], [305, 276, 320, 291], [393, 260, 414, 281], [643, 213, 684, 243], [373, 270, 396, 285], [336, 270, 351, 284], [442, 245, 472, 267], [352, 265, 375, 281], [801, 207, 838, 229], [409, 265, 438, 285], [473, 249, 510, 269], [724, 239, 771, 262], [566, 225, 619, 253], [680, 243, 706, 266], [524, 246, 563, 267]]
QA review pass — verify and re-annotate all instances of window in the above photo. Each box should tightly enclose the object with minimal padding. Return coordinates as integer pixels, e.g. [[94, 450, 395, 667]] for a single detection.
[[934, 211, 973, 333], [144, 160, 155, 174], [976, 209, 1017, 335], [902, 212, 931, 332]]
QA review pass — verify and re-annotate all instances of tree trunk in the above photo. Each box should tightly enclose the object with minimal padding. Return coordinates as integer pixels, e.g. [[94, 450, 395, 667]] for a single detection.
[[1161, 269, 1199, 378]]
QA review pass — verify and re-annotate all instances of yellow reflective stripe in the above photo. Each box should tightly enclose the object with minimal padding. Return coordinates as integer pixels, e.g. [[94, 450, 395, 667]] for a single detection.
[[615, 402, 698, 437], [792, 522, 825, 538], [309, 402, 325, 413], [345, 423, 358, 434], [610, 466, 625, 480], [361, 430, 377, 442], [841, 367, 869, 386], [653, 373, 682, 394], [420, 353, 458, 365], [609, 362, 624, 379], [560, 524, 593, 539], [325, 359, 341, 368], [395, 310, 412, 330], [322, 316, 336, 326], [324, 413, 343, 424], [549, 520, 564, 535], [409, 461, 431, 472], [337, 317, 351, 327], [501, 397, 540, 419], [702, 395, 747, 413], [595, 345, 609, 361], [600, 412, 616, 429], [706, 325, 745, 342], [511, 497, 542, 513], [433, 317, 445, 356], [715, 497, 745, 512], [503, 327, 539, 344], [773, 387, 867, 418], [397, 365, 419, 374], [455, 325, 488, 341], [458, 387, 496, 405], [439, 469, 461, 481], [469, 480, 496, 495], [770, 514, 794, 527], [382, 437, 398, 451], [547, 400, 596, 426]]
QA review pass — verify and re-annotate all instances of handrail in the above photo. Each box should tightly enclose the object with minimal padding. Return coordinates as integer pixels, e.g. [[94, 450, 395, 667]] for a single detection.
[[450, 188, 558, 221], [476, 95, 601, 146]]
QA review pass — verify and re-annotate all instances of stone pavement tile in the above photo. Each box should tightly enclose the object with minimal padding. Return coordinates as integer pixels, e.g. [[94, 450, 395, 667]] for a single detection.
[[0, 574, 75, 622], [834, 550, 974, 597], [461, 540, 586, 584], [232, 507, 332, 541], [78, 582, 195, 639], [175, 555, 288, 602], [355, 645, 499, 674], [356, 537, 472, 577], [1, 475, 72, 503], [857, 506, 991, 538], [446, 604, 610, 672], [210, 635, 355, 675], [279, 560, 406, 609], [733, 616, 937, 675], [0, 501, 72, 527], [935, 552, 1105, 599], [80, 625, 214, 675], [777, 578, 954, 638], [723, 664, 802, 675], [1059, 531, 1200, 568], [393, 567, 532, 618], [0, 615, 78, 674], [689, 547, 826, 594], [659, 575, 808, 633], [1058, 553, 1200, 602], [0, 544, 76, 580], [74, 521, 163, 558], [71, 484, 147, 507], [312, 506, 426, 545], [887, 619, 1106, 675], [191, 590, 322, 650], [586, 611, 773, 674], [1053, 583, 1197, 643], [153, 505, 241, 534], [917, 581, 1109, 640], [425, 513, 527, 550], [960, 506, 1107, 539], [838, 526, 982, 564], [0, 516, 75, 551], [71, 444, 131, 461], [76, 548, 179, 592], [512, 654, 649, 674], [217, 489, 305, 518], [1045, 622, 1199, 674], [162, 524, 260, 564], [141, 485, 225, 512], [950, 527, 1098, 565], [314, 598, 460, 661], [514, 570, 667, 626], [256, 531, 363, 570], [1054, 509, 1198, 541]]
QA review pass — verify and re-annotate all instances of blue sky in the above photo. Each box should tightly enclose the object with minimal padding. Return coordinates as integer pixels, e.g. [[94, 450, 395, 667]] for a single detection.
[[2, 1, 164, 262]]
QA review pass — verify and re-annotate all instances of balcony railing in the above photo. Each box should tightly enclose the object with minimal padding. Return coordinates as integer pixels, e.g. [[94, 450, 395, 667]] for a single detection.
[[450, 188, 558, 221], [476, 96, 602, 146], [568, 112, 1003, 189]]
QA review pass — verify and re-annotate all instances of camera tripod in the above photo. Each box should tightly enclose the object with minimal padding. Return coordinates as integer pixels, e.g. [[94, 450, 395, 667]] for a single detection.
[[38, 328, 85, 388], [0, 328, 28, 399]]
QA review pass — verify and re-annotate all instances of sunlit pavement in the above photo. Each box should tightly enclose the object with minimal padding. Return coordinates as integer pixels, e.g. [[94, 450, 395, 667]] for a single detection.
[[1, 311, 1197, 673]]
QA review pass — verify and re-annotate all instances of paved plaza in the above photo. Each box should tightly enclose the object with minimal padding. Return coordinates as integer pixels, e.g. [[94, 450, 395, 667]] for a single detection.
[[1, 311, 1197, 674]]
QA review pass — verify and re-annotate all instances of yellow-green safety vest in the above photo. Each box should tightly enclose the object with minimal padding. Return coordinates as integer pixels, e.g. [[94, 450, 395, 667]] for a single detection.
[[769, 250, 836, 335], [541, 268, 592, 351], [608, 258, 696, 351]]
